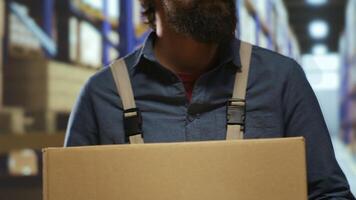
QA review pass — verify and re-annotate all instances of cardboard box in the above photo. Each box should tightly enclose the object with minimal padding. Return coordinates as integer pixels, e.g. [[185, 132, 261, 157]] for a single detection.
[[43, 137, 307, 200], [4, 57, 96, 112]]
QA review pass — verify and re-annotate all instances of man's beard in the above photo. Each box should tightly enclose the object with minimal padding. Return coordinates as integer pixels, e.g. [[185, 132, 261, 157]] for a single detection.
[[162, 0, 237, 44]]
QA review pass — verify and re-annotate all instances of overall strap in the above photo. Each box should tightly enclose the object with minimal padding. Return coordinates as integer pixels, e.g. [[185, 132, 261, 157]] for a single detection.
[[226, 41, 253, 140], [110, 59, 144, 144]]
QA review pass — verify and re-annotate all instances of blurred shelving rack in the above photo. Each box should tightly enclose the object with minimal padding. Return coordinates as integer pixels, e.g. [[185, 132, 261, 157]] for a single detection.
[[0, 1, 304, 199], [57, 0, 149, 66], [0, 0, 303, 164], [0, 0, 303, 140], [0, 2, 150, 198], [0, 0, 150, 135], [238, 0, 300, 61], [1, 0, 149, 69], [66, 0, 301, 62], [339, 0, 356, 156]]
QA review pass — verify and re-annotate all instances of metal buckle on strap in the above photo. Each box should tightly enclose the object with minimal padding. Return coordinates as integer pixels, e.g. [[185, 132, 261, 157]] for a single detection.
[[227, 98, 246, 127], [123, 108, 143, 140]]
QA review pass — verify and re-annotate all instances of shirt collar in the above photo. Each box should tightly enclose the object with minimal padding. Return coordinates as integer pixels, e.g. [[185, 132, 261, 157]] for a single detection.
[[217, 36, 242, 69], [133, 31, 242, 70]]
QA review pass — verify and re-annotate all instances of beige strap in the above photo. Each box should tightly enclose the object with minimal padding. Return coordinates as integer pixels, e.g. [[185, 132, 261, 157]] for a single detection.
[[111, 59, 137, 110], [129, 135, 144, 144], [110, 59, 144, 144], [226, 41, 253, 140], [226, 125, 244, 140]]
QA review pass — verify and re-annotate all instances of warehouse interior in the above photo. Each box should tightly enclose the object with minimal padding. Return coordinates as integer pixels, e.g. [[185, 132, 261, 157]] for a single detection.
[[0, 0, 355, 199]]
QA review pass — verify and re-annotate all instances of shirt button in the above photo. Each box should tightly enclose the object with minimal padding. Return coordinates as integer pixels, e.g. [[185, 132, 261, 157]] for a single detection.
[[187, 113, 200, 122]]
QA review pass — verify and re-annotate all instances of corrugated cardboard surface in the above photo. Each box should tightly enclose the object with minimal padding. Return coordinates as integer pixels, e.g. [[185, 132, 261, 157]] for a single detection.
[[43, 137, 307, 200]]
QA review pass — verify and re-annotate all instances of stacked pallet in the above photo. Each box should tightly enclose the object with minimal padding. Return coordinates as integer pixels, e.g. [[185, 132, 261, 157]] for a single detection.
[[0, 1, 25, 134], [3, 56, 97, 133]]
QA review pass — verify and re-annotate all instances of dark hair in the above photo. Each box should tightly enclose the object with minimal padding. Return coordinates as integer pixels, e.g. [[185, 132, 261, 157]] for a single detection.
[[140, 0, 156, 29]]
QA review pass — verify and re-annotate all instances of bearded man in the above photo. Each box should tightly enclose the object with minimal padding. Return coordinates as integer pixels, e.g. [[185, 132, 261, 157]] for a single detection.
[[65, 0, 354, 199]]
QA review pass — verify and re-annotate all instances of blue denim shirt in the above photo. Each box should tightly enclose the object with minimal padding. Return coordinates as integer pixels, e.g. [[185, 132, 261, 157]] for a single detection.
[[65, 33, 354, 199]]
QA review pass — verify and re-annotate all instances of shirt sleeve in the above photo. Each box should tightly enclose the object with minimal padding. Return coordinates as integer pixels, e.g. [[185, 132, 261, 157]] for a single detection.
[[64, 79, 100, 146], [282, 60, 355, 199]]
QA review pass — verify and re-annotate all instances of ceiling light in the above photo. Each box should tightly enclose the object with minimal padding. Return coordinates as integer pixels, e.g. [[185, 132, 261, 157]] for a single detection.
[[306, 0, 327, 6], [312, 44, 328, 55], [309, 20, 329, 39]]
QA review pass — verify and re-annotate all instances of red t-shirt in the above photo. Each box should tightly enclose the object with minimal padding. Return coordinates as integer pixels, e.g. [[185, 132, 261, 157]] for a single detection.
[[176, 72, 201, 101]]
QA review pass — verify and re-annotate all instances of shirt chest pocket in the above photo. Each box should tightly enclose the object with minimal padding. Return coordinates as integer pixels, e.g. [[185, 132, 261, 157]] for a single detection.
[[245, 113, 284, 138]]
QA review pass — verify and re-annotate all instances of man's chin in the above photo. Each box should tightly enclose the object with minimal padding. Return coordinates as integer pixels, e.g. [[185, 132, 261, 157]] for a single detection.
[[163, 0, 236, 44], [179, 31, 235, 44]]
